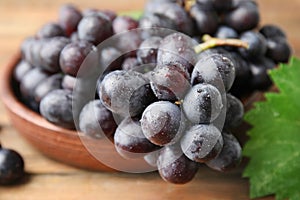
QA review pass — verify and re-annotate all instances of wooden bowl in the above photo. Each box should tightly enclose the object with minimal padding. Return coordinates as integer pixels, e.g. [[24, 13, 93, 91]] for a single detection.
[[0, 54, 154, 172]]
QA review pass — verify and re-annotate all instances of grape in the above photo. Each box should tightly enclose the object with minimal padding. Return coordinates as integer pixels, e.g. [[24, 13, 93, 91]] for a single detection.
[[121, 57, 139, 71], [224, 0, 260, 32], [34, 73, 63, 104], [100, 47, 123, 74], [79, 100, 117, 139], [29, 39, 45, 67], [99, 70, 149, 116], [212, 0, 234, 11], [36, 22, 65, 39], [266, 38, 292, 63], [238, 31, 267, 60], [182, 84, 223, 124], [206, 131, 242, 172], [141, 101, 182, 146], [259, 25, 287, 40], [180, 124, 223, 163], [112, 16, 139, 34], [77, 14, 113, 45], [157, 33, 197, 73], [157, 144, 199, 184], [62, 75, 76, 91], [58, 4, 82, 36], [137, 36, 162, 64], [101, 10, 117, 21], [40, 36, 70, 72], [214, 26, 238, 39], [129, 83, 157, 120], [40, 89, 75, 129], [189, 3, 218, 35], [60, 40, 96, 76], [150, 63, 190, 100], [114, 117, 160, 159], [13, 60, 33, 82], [224, 94, 244, 128], [0, 148, 25, 185], [191, 53, 235, 92]]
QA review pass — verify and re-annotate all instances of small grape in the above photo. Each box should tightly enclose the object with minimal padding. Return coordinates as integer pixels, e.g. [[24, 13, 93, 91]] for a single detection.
[[224, 94, 244, 128], [157, 144, 199, 184], [112, 16, 139, 34], [239, 31, 267, 60], [214, 26, 238, 39], [266, 38, 292, 63], [13, 60, 33, 82], [36, 22, 65, 39], [180, 124, 223, 163], [206, 131, 242, 172], [182, 84, 223, 124], [140, 101, 182, 146], [259, 25, 287, 40], [137, 36, 162, 64], [62, 75, 76, 91], [58, 4, 82, 36], [121, 57, 140, 71]]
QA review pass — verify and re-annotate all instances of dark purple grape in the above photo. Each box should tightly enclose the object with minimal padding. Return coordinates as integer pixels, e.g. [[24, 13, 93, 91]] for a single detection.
[[189, 3, 218, 35], [20, 67, 51, 111], [99, 70, 149, 116], [121, 57, 139, 71], [183, 84, 223, 124], [114, 117, 160, 159], [58, 4, 82, 36], [0, 148, 25, 185], [59, 40, 96, 77], [180, 124, 223, 163], [29, 39, 45, 67], [77, 14, 113, 45], [100, 47, 123, 74], [266, 38, 292, 63], [13, 60, 33, 82], [36, 22, 65, 39], [137, 36, 162, 64], [40, 36, 70, 72], [141, 101, 182, 146], [191, 53, 235, 92], [157, 144, 198, 184], [214, 26, 238, 39], [62, 75, 76, 91], [79, 100, 117, 139], [212, 0, 234, 11], [33, 73, 63, 104], [112, 16, 139, 34], [224, 94, 244, 128], [239, 31, 267, 60], [224, 0, 260, 32], [259, 25, 287, 40], [157, 33, 197, 73], [40, 89, 75, 129], [150, 63, 190, 100], [206, 131, 242, 172]]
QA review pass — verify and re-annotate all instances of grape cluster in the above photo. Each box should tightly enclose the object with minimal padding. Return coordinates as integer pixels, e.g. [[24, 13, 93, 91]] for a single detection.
[[14, 1, 291, 184]]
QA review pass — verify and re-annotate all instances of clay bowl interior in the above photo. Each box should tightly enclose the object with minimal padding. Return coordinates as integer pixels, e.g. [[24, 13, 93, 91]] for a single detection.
[[0, 54, 155, 172]]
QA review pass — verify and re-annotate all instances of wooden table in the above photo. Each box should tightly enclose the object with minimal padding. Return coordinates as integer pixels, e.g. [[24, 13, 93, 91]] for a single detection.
[[0, 1, 299, 199]]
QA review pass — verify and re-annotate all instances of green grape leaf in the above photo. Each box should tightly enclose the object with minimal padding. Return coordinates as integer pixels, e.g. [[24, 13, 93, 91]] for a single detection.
[[243, 57, 300, 200]]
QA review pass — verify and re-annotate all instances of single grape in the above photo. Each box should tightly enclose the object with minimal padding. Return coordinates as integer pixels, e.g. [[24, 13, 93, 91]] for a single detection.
[[214, 26, 238, 39], [259, 25, 287, 40], [34, 73, 63, 104], [112, 16, 139, 34], [212, 0, 234, 11], [13, 60, 33, 82], [224, 0, 260, 32], [100, 47, 123, 75], [101, 10, 117, 21], [224, 94, 244, 128], [180, 124, 223, 163], [40, 36, 70, 72], [182, 84, 223, 124], [266, 38, 292, 63], [137, 36, 162, 64], [62, 75, 76, 91], [29, 39, 45, 67], [239, 31, 267, 60], [79, 100, 117, 139], [157, 144, 199, 184], [36, 22, 65, 39], [206, 130, 242, 172], [40, 89, 75, 129], [77, 14, 113, 45], [157, 32, 197, 73], [114, 117, 160, 159], [191, 53, 235, 92], [0, 148, 25, 185], [150, 63, 190, 100], [99, 70, 149, 116], [140, 101, 182, 146], [121, 57, 140, 71], [58, 4, 82, 36], [189, 3, 218, 35], [59, 40, 96, 77]]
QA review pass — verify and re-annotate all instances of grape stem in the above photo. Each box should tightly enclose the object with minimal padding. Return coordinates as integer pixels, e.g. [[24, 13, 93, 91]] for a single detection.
[[194, 34, 249, 54]]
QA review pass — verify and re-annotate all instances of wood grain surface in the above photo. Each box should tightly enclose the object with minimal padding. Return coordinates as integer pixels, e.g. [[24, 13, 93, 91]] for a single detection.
[[0, 1, 299, 200]]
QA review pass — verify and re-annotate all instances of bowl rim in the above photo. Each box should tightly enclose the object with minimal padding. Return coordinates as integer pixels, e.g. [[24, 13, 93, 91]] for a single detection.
[[0, 52, 79, 137]]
